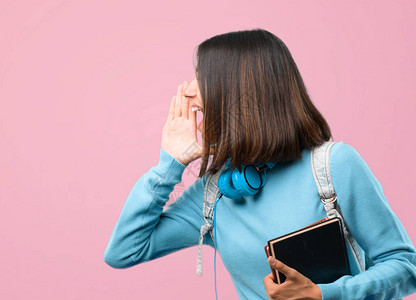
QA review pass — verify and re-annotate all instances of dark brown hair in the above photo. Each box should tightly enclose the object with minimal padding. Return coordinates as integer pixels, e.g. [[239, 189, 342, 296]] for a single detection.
[[194, 28, 333, 178]]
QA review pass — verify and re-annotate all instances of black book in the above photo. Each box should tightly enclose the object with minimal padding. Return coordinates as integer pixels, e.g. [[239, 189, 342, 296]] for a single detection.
[[264, 217, 351, 284]]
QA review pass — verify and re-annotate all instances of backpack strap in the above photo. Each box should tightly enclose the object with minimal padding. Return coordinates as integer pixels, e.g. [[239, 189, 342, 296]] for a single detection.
[[196, 164, 228, 276], [311, 141, 366, 272]]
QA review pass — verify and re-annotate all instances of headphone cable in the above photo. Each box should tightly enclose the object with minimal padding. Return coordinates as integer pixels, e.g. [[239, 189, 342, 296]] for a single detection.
[[213, 192, 222, 300]]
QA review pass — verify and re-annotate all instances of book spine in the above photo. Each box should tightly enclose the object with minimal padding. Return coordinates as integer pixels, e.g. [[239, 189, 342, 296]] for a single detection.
[[265, 244, 278, 284]]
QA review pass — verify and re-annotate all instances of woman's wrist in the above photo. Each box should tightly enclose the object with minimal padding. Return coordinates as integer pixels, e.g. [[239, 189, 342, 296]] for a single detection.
[[310, 284, 322, 300]]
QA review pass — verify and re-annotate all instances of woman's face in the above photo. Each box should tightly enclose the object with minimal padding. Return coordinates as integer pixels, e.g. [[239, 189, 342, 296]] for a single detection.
[[184, 77, 204, 134]]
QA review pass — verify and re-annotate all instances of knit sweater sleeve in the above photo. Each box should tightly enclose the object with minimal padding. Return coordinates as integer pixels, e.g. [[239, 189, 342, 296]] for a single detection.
[[103, 148, 211, 269], [317, 142, 416, 300]]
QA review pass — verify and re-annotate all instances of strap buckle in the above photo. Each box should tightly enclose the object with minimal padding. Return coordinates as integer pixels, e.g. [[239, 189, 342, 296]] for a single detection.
[[320, 193, 337, 204]]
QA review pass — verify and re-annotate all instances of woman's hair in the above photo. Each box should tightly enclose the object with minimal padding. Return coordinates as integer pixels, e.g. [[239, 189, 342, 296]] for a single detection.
[[193, 28, 333, 178]]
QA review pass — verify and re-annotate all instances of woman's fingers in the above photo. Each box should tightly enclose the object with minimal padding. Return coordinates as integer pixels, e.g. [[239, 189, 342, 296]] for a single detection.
[[174, 83, 183, 118], [263, 272, 276, 285], [182, 81, 189, 119], [268, 256, 294, 279], [174, 81, 191, 119], [264, 256, 320, 299], [168, 95, 175, 121]]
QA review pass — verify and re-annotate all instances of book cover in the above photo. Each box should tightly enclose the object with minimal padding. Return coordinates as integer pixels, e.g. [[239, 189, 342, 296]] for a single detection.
[[265, 217, 351, 284]]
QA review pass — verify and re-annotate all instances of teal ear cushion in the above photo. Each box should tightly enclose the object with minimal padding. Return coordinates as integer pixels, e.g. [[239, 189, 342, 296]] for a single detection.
[[219, 157, 276, 200], [218, 168, 242, 200], [218, 165, 263, 200], [239, 165, 262, 191]]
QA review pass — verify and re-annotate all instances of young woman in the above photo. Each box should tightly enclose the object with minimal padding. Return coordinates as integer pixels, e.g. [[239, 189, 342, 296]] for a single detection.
[[104, 29, 416, 299]]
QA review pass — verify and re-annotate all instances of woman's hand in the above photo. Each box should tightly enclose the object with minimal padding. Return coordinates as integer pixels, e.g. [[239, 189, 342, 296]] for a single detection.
[[263, 256, 322, 300], [161, 81, 202, 165]]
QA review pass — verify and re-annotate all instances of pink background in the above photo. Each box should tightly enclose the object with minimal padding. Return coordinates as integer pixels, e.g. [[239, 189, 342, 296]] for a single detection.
[[1, 0, 415, 299]]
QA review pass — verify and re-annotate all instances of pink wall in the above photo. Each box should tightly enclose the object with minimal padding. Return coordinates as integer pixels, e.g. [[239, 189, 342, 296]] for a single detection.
[[1, 0, 415, 299]]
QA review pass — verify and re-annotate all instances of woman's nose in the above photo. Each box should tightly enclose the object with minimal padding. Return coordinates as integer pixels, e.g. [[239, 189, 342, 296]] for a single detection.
[[184, 78, 197, 97]]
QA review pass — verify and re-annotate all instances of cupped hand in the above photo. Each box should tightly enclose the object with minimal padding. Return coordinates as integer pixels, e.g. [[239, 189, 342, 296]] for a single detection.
[[263, 256, 322, 300], [161, 81, 202, 165]]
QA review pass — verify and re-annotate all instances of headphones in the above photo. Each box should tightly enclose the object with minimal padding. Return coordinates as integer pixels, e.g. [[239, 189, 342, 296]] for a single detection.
[[217, 158, 277, 200]]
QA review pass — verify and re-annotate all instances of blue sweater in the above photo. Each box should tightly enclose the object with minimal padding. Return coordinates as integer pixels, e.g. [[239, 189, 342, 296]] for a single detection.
[[104, 141, 416, 299]]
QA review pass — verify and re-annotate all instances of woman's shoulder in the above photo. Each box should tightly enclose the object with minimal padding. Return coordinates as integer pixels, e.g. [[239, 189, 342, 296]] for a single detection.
[[329, 141, 368, 170], [328, 140, 383, 192]]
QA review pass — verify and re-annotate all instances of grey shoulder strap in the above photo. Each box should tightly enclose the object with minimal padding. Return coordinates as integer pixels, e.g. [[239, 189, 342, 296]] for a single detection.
[[311, 141, 366, 272], [311, 141, 337, 204], [196, 164, 227, 276]]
